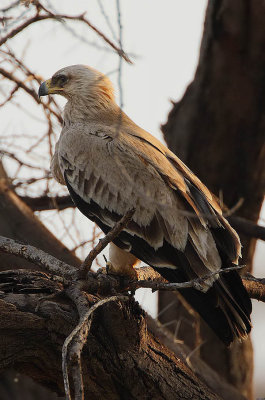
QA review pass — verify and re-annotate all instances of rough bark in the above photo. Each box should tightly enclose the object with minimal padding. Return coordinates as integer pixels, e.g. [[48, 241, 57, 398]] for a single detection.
[[0, 270, 222, 400], [160, 1, 265, 399]]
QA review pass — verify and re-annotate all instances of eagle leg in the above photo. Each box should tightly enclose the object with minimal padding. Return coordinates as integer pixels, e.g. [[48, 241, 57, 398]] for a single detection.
[[108, 242, 139, 279]]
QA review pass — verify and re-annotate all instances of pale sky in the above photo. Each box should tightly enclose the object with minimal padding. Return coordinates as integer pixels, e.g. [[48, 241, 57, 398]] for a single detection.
[[1, 0, 264, 395]]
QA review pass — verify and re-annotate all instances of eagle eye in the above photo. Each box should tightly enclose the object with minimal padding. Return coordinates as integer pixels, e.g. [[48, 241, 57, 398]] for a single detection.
[[53, 74, 68, 86]]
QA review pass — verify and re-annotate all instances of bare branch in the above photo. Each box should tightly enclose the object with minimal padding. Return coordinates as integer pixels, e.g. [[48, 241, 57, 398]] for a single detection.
[[0, 150, 49, 172], [20, 194, 74, 210], [0, 66, 63, 123], [243, 274, 265, 302], [62, 289, 128, 400], [135, 265, 245, 292], [0, 235, 76, 278], [0, 83, 19, 106], [79, 208, 136, 277], [0, 4, 132, 63], [227, 215, 265, 241], [1, 265, 264, 303], [0, 13, 51, 47]]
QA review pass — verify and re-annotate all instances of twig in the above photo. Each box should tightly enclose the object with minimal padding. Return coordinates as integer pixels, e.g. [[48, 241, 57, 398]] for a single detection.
[[0, 6, 132, 63], [0, 150, 49, 171], [223, 198, 244, 217], [0, 46, 62, 114], [133, 265, 245, 292], [79, 208, 135, 277], [0, 67, 63, 123], [116, 0, 124, 109], [0, 1, 20, 13], [0, 13, 51, 47], [62, 293, 129, 400], [97, 0, 118, 42], [71, 233, 102, 252], [0, 83, 19, 106]]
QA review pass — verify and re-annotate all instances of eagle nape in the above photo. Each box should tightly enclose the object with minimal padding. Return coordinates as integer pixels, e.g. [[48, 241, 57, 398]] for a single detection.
[[39, 64, 252, 346]]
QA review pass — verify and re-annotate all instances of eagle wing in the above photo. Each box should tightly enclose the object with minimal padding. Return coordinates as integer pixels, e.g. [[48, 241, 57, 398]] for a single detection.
[[55, 121, 251, 344]]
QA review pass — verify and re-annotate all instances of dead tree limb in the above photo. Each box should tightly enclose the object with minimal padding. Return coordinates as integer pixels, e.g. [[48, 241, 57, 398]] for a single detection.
[[0, 269, 223, 400]]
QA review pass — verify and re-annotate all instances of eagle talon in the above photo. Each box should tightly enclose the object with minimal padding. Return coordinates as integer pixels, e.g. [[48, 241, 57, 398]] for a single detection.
[[105, 261, 113, 275]]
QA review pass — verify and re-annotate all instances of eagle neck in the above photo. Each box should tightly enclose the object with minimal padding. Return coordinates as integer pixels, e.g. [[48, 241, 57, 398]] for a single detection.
[[63, 94, 117, 125]]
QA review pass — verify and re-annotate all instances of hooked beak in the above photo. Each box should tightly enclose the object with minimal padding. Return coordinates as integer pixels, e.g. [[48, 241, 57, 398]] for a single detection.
[[38, 79, 51, 97], [38, 78, 64, 97]]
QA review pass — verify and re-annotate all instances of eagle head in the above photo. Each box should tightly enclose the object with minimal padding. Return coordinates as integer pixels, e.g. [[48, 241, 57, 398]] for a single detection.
[[38, 64, 114, 101]]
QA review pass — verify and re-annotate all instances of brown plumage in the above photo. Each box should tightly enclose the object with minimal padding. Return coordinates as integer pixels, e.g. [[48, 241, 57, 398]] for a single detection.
[[39, 65, 251, 345]]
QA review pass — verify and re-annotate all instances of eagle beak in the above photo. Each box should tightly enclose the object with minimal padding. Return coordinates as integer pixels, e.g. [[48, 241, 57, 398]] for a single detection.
[[38, 78, 64, 97], [38, 79, 51, 97]]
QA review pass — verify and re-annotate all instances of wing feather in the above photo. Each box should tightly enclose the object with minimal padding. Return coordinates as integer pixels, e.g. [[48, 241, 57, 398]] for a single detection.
[[58, 124, 190, 252], [47, 67, 250, 345], [56, 123, 232, 284]]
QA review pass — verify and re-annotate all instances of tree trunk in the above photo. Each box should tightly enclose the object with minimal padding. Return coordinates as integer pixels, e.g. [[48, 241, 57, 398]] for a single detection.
[[160, 1, 265, 398]]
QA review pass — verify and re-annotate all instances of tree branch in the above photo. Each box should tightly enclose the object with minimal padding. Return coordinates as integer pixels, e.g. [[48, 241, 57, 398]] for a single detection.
[[0, 236, 264, 302], [20, 194, 74, 211], [79, 208, 135, 277], [62, 289, 129, 400], [0, 5, 132, 63], [227, 215, 265, 242], [0, 235, 76, 279], [242, 274, 265, 303], [0, 67, 63, 124], [0, 268, 222, 400]]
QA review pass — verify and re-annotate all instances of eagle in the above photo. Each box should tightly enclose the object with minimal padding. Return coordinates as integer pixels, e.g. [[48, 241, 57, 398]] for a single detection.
[[39, 65, 251, 345]]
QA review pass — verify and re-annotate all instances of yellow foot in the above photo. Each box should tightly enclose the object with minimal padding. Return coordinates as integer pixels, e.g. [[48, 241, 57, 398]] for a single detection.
[[98, 260, 137, 279]]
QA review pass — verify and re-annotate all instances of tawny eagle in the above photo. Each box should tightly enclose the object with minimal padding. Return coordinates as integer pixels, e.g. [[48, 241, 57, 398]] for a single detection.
[[39, 65, 251, 345]]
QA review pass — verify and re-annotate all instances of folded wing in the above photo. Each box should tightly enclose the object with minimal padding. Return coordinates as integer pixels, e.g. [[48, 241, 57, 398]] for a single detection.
[[56, 122, 251, 345]]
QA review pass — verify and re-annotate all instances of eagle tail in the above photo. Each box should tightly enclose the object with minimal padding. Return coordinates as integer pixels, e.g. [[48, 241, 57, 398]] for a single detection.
[[154, 266, 251, 345]]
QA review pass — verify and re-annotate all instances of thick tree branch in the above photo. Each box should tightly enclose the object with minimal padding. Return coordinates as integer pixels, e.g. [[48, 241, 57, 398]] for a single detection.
[[0, 268, 222, 400], [0, 237, 264, 302], [0, 235, 76, 279], [227, 216, 265, 242], [242, 275, 265, 303], [0, 265, 258, 399], [20, 194, 74, 210]]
